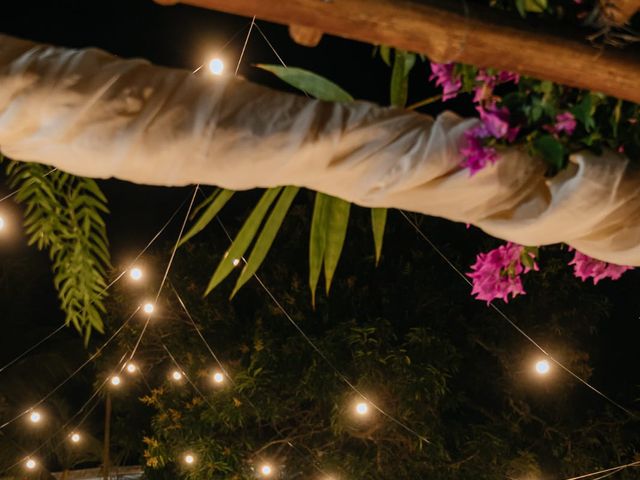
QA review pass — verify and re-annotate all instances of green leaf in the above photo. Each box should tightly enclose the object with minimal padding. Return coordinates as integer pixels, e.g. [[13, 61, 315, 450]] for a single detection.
[[205, 188, 282, 295], [524, 0, 547, 12], [257, 65, 353, 102], [179, 189, 234, 247], [231, 186, 300, 297], [379, 45, 391, 66], [534, 134, 566, 170], [371, 208, 387, 265], [390, 50, 415, 108], [323, 196, 351, 294], [309, 193, 330, 306], [571, 95, 596, 131]]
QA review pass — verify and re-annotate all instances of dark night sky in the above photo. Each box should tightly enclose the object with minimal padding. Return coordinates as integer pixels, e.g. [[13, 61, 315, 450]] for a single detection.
[[1, 1, 640, 471]]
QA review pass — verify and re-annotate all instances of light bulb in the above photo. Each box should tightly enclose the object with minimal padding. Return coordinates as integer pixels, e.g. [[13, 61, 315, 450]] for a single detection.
[[29, 411, 42, 423], [355, 402, 369, 415], [126, 363, 137, 374], [142, 303, 154, 314], [208, 58, 224, 75], [213, 371, 225, 384], [110, 375, 121, 386], [25, 458, 37, 470], [184, 453, 195, 465], [232, 258, 240, 267], [260, 464, 273, 476], [70, 432, 81, 443], [0, 216, 5, 230], [171, 370, 183, 381], [535, 359, 551, 375], [130, 267, 143, 281]]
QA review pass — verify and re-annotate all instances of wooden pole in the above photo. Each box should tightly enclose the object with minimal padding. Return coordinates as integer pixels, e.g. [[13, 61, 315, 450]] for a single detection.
[[604, 0, 640, 24], [102, 391, 111, 480], [154, 0, 640, 104]]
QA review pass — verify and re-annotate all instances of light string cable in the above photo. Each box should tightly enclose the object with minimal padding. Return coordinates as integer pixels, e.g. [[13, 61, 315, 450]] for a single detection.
[[0, 167, 58, 204], [215, 217, 431, 445], [0, 192, 190, 377], [0, 308, 139, 432], [0, 351, 129, 475], [561, 459, 640, 480], [156, 319, 337, 479], [399, 210, 637, 419]]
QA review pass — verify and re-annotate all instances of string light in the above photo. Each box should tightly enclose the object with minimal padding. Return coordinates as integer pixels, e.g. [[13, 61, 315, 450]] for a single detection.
[[25, 458, 37, 470], [110, 375, 122, 386], [143, 303, 154, 314], [171, 370, 183, 381], [535, 359, 551, 375], [212, 371, 225, 384], [183, 453, 195, 465], [70, 432, 81, 443], [126, 362, 138, 374], [130, 267, 143, 281], [260, 463, 273, 477], [0, 216, 5, 230], [208, 58, 224, 75], [355, 402, 369, 416], [232, 258, 240, 267], [29, 411, 42, 423]]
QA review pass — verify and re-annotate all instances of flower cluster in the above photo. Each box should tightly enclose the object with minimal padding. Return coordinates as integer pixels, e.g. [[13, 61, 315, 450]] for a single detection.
[[428, 62, 461, 101], [569, 250, 633, 284], [467, 243, 537, 303]]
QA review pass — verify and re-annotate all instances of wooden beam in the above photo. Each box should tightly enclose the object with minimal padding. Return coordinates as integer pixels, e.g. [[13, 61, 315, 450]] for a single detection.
[[603, 0, 640, 24], [154, 0, 640, 104]]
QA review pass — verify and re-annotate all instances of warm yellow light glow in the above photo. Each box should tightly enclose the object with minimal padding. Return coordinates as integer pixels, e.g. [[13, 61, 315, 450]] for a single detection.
[[25, 458, 37, 470], [355, 402, 369, 415], [70, 432, 81, 443], [260, 464, 273, 476], [213, 371, 225, 384], [184, 453, 195, 465], [143, 303, 154, 314], [171, 370, 183, 381], [29, 411, 42, 423], [0, 216, 5, 230], [126, 363, 137, 374], [208, 58, 224, 75], [232, 258, 240, 267], [130, 267, 143, 281], [110, 375, 122, 386], [535, 359, 551, 375]]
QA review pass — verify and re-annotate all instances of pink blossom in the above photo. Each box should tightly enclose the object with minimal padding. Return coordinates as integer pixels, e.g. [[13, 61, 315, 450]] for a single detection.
[[569, 250, 633, 284], [553, 112, 577, 136], [478, 104, 520, 141], [473, 70, 520, 104], [460, 126, 498, 175], [467, 243, 537, 303], [429, 62, 462, 101]]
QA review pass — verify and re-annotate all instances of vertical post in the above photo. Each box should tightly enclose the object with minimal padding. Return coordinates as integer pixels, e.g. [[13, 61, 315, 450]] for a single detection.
[[102, 391, 112, 480]]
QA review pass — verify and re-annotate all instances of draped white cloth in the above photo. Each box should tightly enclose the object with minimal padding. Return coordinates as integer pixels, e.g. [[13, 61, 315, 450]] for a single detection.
[[0, 33, 639, 265]]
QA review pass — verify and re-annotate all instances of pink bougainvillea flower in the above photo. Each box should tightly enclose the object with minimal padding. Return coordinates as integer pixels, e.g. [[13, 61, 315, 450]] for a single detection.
[[473, 70, 520, 104], [477, 104, 520, 141], [460, 126, 499, 175], [569, 250, 633, 284], [553, 112, 577, 136], [467, 243, 537, 303], [429, 62, 462, 101]]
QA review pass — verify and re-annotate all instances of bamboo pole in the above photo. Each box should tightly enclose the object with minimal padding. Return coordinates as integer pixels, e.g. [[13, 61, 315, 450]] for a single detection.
[[154, 0, 640, 103]]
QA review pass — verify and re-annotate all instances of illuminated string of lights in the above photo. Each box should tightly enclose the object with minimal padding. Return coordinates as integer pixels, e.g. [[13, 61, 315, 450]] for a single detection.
[[399, 210, 637, 419]]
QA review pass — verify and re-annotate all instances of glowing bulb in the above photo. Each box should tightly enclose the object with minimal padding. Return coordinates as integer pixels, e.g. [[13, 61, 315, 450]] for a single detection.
[[213, 371, 225, 384], [535, 359, 551, 375], [25, 459, 37, 470], [355, 402, 369, 415], [171, 370, 183, 381], [0, 216, 5, 230], [208, 58, 224, 75], [232, 258, 240, 267], [29, 411, 42, 423], [110, 375, 121, 386], [70, 432, 81, 443], [143, 303, 154, 314], [260, 464, 273, 476], [126, 363, 137, 374], [130, 267, 143, 281], [184, 453, 195, 465]]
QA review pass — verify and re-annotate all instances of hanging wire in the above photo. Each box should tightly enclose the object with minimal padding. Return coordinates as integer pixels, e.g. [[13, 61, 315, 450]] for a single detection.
[[561, 460, 640, 480], [0, 168, 58, 204], [399, 210, 637, 419]]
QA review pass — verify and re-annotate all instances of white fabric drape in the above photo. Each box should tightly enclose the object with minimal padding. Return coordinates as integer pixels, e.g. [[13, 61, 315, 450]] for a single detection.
[[0, 33, 639, 265]]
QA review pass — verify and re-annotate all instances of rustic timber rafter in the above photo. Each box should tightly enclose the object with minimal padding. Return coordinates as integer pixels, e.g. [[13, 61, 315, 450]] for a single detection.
[[154, 0, 640, 104]]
